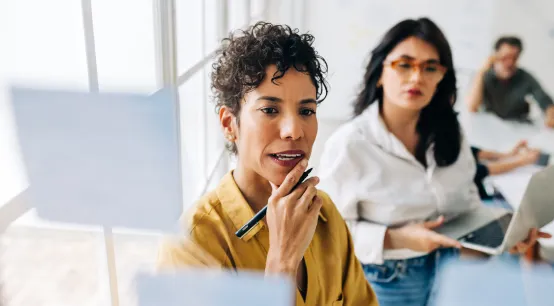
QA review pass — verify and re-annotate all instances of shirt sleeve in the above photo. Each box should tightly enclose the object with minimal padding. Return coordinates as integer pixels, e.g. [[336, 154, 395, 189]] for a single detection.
[[157, 210, 229, 271], [527, 72, 554, 111], [318, 136, 388, 265]]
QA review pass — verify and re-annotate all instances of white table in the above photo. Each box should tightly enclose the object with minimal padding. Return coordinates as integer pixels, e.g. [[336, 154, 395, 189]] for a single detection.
[[460, 111, 554, 262], [460, 111, 554, 154]]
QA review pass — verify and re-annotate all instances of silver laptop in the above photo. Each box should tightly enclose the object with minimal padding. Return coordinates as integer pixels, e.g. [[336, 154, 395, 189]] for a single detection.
[[436, 165, 554, 255]]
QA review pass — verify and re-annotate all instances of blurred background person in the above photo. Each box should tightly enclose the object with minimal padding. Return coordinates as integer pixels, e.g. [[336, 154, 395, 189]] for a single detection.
[[466, 36, 554, 127], [471, 140, 541, 199], [318, 18, 547, 306]]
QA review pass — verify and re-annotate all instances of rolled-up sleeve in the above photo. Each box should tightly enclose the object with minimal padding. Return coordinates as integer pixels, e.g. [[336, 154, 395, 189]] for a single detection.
[[318, 137, 388, 265]]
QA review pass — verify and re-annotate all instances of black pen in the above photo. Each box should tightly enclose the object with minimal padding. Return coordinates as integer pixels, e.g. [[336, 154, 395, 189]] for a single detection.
[[235, 168, 313, 238]]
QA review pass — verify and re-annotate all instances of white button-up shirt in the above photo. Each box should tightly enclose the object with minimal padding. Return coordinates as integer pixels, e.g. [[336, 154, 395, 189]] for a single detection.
[[318, 102, 481, 265]]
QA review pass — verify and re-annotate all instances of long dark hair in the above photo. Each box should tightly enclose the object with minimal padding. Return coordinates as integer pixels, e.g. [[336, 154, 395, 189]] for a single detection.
[[353, 18, 461, 167]]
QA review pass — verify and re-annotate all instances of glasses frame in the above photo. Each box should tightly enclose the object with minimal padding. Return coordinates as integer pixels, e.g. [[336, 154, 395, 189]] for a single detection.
[[383, 58, 447, 83]]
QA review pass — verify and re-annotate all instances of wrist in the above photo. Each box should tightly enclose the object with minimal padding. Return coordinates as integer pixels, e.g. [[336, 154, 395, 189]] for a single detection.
[[384, 228, 399, 250], [265, 249, 299, 276]]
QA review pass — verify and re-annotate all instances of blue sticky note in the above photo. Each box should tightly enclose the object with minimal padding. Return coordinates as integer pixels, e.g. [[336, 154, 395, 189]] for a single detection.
[[435, 258, 554, 306], [136, 269, 293, 306], [10, 87, 182, 231]]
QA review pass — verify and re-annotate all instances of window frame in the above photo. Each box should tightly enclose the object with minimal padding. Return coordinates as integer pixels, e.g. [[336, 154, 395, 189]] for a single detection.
[[0, 0, 269, 304]]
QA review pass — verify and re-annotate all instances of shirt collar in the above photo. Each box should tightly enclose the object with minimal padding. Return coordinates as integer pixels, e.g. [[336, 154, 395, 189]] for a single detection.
[[363, 102, 414, 159], [362, 102, 436, 168], [216, 171, 327, 242]]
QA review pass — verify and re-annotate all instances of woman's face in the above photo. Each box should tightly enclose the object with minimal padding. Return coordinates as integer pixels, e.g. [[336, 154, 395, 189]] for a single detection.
[[379, 36, 445, 112], [221, 65, 318, 185]]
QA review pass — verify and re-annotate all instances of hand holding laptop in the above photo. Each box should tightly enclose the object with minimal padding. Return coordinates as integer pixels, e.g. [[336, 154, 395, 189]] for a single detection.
[[509, 228, 552, 256], [385, 216, 462, 253], [436, 166, 554, 256]]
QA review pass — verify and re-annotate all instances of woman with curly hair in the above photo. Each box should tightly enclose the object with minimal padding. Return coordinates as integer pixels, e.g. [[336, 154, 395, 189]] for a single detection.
[[158, 22, 378, 306]]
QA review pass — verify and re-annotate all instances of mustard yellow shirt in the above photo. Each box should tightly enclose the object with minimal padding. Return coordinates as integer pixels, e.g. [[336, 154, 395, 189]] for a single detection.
[[158, 172, 378, 306]]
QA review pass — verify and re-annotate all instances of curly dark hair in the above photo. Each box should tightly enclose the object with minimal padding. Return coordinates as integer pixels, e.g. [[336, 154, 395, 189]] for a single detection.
[[211, 21, 329, 154]]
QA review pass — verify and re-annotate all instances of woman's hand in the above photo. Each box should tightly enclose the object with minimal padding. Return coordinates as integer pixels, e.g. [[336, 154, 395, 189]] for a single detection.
[[513, 148, 540, 166], [508, 140, 529, 157], [480, 55, 496, 73], [509, 228, 551, 256], [385, 216, 462, 253], [265, 159, 323, 276]]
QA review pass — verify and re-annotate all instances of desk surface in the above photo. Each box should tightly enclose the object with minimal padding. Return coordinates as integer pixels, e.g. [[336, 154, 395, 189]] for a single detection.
[[461, 112, 554, 261], [460, 112, 554, 154]]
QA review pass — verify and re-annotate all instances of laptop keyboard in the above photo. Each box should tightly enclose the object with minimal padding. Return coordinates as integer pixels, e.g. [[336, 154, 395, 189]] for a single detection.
[[460, 213, 513, 248]]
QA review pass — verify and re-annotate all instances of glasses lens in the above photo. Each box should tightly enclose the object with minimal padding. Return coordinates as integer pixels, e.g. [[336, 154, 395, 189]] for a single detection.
[[389, 60, 446, 83]]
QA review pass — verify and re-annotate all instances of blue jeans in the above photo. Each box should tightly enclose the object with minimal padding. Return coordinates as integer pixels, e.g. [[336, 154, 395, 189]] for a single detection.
[[362, 248, 460, 306]]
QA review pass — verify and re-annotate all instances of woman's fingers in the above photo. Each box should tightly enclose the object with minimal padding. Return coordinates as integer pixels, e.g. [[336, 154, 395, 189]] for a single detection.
[[296, 185, 318, 211], [512, 228, 543, 254], [272, 159, 308, 198], [430, 232, 462, 249], [288, 176, 320, 198], [423, 216, 445, 229], [308, 195, 323, 215]]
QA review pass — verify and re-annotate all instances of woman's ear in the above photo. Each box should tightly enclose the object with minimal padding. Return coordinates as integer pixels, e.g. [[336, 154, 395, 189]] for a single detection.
[[377, 77, 383, 88], [219, 106, 237, 141]]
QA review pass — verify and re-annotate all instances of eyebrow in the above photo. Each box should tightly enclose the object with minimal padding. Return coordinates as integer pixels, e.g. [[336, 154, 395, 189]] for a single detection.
[[399, 55, 441, 64], [256, 96, 317, 104]]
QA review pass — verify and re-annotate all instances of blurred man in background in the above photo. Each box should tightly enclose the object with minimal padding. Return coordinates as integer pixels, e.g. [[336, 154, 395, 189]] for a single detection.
[[466, 36, 554, 127]]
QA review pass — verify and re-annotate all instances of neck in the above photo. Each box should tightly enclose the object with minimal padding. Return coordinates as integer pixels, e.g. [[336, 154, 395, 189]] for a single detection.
[[380, 100, 420, 139], [232, 161, 272, 213]]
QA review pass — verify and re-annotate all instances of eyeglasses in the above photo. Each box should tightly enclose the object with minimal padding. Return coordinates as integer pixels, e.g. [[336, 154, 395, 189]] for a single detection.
[[383, 58, 447, 84]]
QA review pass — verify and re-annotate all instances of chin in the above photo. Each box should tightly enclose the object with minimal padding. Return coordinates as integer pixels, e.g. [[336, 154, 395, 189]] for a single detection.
[[497, 70, 515, 79], [266, 172, 288, 187], [399, 99, 430, 111], [262, 156, 310, 187]]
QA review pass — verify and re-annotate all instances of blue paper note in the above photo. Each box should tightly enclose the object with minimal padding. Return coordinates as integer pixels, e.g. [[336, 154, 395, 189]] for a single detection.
[[10, 87, 182, 231], [136, 269, 293, 306], [436, 258, 554, 306]]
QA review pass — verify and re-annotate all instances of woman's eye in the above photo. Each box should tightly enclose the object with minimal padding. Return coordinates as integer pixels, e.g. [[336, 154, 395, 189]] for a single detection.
[[300, 108, 316, 116], [261, 107, 278, 114], [424, 66, 438, 72], [398, 62, 412, 69]]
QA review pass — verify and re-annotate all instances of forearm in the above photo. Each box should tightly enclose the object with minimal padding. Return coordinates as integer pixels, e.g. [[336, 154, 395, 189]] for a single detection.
[[265, 250, 297, 274], [485, 158, 526, 175], [477, 149, 507, 161], [466, 70, 487, 112], [385, 227, 408, 250]]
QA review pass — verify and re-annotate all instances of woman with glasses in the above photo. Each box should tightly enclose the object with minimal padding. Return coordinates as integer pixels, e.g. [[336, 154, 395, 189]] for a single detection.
[[318, 18, 545, 306]]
